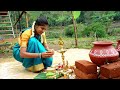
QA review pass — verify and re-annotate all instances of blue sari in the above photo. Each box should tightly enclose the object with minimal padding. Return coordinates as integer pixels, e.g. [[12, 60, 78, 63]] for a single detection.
[[13, 33, 53, 72]]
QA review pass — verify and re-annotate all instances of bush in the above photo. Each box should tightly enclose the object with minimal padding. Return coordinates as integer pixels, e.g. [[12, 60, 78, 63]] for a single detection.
[[65, 23, 86, 37], [46, 31, 61, 38], [65, 25, 74, 37], [76, 23, 86, 38], [82, 22, 107, 38]]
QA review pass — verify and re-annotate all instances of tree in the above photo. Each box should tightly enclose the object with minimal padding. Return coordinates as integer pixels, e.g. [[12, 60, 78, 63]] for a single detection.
[[91, 11, 116, 33], [71, 11, 81, 48]]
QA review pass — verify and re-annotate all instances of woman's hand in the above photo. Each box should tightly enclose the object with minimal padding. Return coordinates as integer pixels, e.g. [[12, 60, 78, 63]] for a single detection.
[[41, 50, 54, 58], [47, 49, 55, 55]]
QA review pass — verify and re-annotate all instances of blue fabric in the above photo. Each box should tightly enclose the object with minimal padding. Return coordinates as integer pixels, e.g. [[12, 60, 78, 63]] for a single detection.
[[13, 37, 53, 69], [13, 43, 23, 63]]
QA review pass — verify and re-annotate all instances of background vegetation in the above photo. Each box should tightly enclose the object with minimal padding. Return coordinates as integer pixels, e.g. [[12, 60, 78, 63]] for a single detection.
[[8, 11, 120, 38], [1, 11, 120, 50]]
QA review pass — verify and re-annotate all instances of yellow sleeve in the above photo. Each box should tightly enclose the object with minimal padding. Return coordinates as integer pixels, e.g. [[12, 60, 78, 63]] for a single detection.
[[41, 32, 47, 44], [20, 30, 31, 47]]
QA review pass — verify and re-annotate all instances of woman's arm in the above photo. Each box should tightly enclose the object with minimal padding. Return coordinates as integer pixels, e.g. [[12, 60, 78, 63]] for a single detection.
[[20, 47, 54, 58], [20, 47, 39, 58], [41, 32, 54, 55]]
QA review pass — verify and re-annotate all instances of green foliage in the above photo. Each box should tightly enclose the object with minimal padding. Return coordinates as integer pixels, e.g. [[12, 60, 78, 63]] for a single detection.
[[113, 11, 120, 21], [76, 11, 85, 23], [82, 22, 107, 38], [65, 23, 86, 38], [65, 25, 74, 37], [27, 11, 42, 21], [92, 11, 116, 22], [91, 11, 116, 30], [46, 26, 64, 38], [76, 23, 86, 38], [46, 11, 72, 26], [46, 31, 61, 38], [28, 11, 72, 26], [9, 11, 120, 38], [10, 11, 119, 29], [83, 11, 94, 24], [72, 11, 81, 19]]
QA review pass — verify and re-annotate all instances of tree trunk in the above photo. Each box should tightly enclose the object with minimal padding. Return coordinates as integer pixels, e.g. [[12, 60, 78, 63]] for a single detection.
[[71, 11, 78, 48]]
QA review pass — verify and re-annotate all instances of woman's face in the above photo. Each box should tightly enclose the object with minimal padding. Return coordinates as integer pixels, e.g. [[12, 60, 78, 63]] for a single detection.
[[34, 25, 48, 35]]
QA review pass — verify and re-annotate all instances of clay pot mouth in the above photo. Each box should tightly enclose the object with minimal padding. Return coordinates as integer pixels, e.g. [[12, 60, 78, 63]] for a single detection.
[[93, 41, 113, 45]]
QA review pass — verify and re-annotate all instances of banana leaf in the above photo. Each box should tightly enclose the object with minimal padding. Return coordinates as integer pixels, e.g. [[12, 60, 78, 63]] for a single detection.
[[34, 72, 63, 79]]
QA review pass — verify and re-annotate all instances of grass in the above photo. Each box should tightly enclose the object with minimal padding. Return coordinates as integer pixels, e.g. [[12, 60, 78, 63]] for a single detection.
[[47, 36, 119, 49], [0, 36, 119, 57]]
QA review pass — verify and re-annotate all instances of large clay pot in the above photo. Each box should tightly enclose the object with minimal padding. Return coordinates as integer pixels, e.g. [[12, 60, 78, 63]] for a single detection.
[[89, 41, 119, 66], [116, 40, 120, 57]]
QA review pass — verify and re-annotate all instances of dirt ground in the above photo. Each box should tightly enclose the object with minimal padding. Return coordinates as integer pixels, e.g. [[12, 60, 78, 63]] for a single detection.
[[0, 48, 91, 79]]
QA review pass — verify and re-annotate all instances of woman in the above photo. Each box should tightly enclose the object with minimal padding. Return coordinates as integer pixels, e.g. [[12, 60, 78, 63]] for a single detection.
[[13, 16, 54, 73]]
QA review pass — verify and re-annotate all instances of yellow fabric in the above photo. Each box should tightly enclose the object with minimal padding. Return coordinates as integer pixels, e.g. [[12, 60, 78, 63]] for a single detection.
[[18, 29, 47, 47], [41, 32, 47, 44], [27, 63, 44, 72]]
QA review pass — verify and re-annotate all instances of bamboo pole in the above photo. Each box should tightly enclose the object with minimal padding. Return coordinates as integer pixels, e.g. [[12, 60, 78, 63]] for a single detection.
[[14, 11, 18, 37], [18, 11, 22, 31], [25, 12, 29, 28]]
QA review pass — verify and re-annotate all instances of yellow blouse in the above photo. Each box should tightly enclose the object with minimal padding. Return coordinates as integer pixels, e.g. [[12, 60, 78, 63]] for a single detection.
[[18, 29, 47, 47]]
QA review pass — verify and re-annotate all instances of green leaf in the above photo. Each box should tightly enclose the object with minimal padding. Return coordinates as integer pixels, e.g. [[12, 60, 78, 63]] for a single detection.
[[46, 72, 55, 76], [73, 11, 81, 19], [34, 72, 47, 79]]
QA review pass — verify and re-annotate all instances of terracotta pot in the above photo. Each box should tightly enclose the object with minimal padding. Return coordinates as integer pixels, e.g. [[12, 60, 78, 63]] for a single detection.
[[116, 40, 120, 57], [89, 41, 119, 66]]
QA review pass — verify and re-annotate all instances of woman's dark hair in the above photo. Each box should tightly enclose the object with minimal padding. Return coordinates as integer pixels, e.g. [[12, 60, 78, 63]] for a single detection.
[[35, 16, 48, 26]]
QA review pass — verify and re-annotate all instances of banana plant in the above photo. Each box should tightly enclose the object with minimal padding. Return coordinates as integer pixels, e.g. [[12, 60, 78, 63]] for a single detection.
[[71, 11, 81, 47]]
